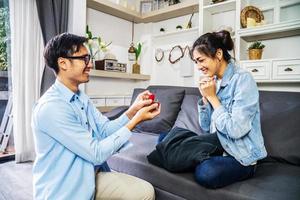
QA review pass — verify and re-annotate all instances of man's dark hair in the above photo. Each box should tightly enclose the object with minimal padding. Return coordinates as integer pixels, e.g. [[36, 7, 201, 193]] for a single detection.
[[44, 33, 87, 74]]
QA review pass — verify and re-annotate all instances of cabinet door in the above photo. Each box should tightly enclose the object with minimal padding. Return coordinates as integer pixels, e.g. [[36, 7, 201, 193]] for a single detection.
[[240, 61, 271, 81], [91, 98, 106, 107], [124, 96, 132, 106], [105, 97, 125, 106], [272, 59, 300, 81]]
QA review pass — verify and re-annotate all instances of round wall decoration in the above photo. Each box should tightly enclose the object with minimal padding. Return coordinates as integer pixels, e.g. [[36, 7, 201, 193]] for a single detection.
[[240, 6, 264, 28]]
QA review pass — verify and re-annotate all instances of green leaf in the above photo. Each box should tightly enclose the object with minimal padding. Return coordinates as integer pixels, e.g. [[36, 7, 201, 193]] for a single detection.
[[135, 43, 142, 60]]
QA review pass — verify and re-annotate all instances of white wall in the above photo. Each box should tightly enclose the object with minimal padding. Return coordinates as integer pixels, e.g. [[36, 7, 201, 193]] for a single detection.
[[85, 8, 149, 97], [136, 13, 200, 87], [85, 4, 299, 94]]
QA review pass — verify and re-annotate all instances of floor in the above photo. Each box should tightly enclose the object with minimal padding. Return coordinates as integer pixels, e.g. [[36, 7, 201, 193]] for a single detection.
[[0, 161, 33, 200]]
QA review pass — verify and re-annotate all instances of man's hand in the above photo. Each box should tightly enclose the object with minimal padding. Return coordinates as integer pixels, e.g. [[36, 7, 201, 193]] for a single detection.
[[126, 103, 161, 131], [125, 90, 153, 119]]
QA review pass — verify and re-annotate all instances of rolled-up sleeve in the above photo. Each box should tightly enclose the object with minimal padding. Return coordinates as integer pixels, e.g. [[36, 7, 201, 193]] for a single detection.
[[211, 73, 259, 139]]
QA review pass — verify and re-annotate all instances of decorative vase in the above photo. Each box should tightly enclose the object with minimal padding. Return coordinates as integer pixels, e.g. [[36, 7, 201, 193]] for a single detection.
[[132, 62, 140, 74], [248, 49, 263, 60]]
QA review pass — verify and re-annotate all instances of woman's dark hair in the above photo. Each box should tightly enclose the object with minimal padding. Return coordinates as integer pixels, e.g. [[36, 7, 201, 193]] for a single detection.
[[44, 33, 87, 74], [191, 30, 234, 62]]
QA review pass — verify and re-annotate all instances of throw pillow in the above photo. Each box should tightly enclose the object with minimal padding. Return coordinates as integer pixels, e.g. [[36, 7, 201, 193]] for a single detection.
[[132, 88, 185, 133]]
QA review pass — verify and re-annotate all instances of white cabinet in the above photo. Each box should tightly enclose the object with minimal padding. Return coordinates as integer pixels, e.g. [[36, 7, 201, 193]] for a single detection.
[[272, 59, 300, 81], [90, 98, 106, 107], [240, 60, 271, 80], [240, 58, 300, 82], [105, 97, 125, 106], [199, 0, 300, 84], [124, 96, 132, 106], [90, 95, 132, 110]]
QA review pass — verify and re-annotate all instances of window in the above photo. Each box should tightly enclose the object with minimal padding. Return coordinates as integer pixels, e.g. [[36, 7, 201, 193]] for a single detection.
[[0, 0, 13, 161]]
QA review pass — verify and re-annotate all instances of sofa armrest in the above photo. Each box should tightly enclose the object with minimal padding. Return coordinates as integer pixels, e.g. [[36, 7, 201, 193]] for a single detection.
[[103, 106, 129, 120]]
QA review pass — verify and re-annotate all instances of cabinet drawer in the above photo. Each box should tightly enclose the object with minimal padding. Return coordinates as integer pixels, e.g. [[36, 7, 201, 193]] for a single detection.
[[240, 61, 271, 80], [91, 98, 105, 107], [124, 96, 132, 106], [272, 59, 300, 80], [106, 97, 125, 106]]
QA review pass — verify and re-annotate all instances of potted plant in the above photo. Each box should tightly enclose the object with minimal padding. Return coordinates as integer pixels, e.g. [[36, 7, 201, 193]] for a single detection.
[[248, 41, 265, 60], [132, 43, 142, 74], [86, 25, 112, 68]]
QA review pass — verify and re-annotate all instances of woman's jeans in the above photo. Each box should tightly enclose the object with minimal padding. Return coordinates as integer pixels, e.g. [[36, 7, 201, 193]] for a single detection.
[[158, 131, 256, 189], [195, 156, 256, 189]]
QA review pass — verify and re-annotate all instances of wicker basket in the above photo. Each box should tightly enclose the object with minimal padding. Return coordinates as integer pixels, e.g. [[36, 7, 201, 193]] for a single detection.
[[248, 49, 263, 60]]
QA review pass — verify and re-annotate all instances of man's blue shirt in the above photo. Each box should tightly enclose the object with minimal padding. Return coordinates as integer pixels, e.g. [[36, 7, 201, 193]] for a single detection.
[[32, 79, 131, 200]]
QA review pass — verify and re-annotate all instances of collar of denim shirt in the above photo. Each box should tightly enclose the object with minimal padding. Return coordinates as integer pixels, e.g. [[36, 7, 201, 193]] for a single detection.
[[220, 60, 235, 88]]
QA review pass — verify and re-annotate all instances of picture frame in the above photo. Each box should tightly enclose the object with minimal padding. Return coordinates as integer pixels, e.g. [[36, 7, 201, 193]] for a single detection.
[[140, 0, 153, 14]]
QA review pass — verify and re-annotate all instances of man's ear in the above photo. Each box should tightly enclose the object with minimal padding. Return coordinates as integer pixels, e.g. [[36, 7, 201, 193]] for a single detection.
[[57, 57, 68, 71], [216, 49, 223, 61]]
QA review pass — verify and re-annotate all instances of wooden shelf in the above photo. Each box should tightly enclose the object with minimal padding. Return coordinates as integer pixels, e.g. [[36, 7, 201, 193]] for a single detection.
[[87, 0, 140, 22], [238, 20, 300, 42], [87, 0, 198, 23], [203, 0, 236, 14], [152, 27, 198, 38], [141, 0, 199, 23], [89, 70, 150, 80]]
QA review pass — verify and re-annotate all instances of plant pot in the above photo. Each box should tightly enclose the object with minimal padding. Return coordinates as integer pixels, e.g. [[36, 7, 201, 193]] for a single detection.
[[248, 49, 263, 60], [132, 62, 140, 74]]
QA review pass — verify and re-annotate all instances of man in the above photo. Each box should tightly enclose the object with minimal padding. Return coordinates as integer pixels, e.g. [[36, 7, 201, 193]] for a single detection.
[[32, 33, 160, 200]]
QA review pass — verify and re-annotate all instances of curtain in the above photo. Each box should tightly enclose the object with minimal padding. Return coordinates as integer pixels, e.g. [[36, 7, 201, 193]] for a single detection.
[[10, 0, 44, 162], [36, 0, 69, 96]]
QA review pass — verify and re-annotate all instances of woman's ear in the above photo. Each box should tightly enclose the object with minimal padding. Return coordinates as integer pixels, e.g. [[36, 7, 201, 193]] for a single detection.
[[216, 49, 223, 61], [57, 57, 67, 71]]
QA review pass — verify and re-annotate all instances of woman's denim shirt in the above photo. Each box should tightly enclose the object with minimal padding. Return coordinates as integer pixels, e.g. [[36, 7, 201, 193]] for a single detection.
[[198, 62, 267, 166]]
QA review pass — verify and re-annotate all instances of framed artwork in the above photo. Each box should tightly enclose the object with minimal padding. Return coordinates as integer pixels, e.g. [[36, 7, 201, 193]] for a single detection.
[[140, 0, 153, 14]]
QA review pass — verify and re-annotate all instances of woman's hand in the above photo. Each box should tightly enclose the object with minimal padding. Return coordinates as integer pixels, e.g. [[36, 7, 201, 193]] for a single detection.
[[199, 77, 221, 109], [199, 77, 217, 99], [126, 103, 161, 130], [198, 76, 214, 104], [125, 90, 153, 119]]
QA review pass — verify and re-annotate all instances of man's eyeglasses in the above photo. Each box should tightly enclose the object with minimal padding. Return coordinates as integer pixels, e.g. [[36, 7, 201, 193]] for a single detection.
[[64, 54, 91, 65]]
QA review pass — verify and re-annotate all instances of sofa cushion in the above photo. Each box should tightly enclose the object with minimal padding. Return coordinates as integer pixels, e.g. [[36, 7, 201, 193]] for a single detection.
[[259, 91, 300, 166], [172, 92, 204, 135], [108, 132, 300, 200], [131, 87, 185, 134]]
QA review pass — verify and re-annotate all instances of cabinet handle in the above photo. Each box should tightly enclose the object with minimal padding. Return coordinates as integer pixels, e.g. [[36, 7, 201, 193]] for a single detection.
[[251, 69, 258, 72], [284, 67, 293, 72]]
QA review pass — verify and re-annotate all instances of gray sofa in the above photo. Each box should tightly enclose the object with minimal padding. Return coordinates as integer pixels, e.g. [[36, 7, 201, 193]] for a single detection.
[[106, 85, 300, 200]]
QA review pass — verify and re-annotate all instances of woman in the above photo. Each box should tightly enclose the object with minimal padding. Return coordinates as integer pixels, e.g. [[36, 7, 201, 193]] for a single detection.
[[192, 30, 267, 188]]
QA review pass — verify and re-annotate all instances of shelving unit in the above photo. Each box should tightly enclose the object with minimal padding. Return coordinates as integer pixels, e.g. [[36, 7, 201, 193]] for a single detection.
[[87, 0, 198, 23], [238, 20, 300, 41], [89, 69, 150, 80], [240, 58, 300, 83], [199, 0, 300, 83], [141, 0, 199, 23], [87, 0, 140, 22], [203, 0, 236, 14]]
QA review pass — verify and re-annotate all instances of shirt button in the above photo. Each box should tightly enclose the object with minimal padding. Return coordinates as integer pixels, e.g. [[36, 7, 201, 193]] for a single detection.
[[86, 122, 88, 124], [81, 107, 84, 110]]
